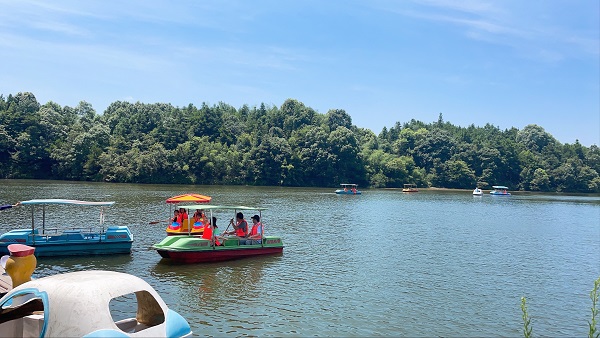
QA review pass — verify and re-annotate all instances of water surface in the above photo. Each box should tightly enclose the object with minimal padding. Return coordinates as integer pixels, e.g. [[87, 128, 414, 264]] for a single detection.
[[1, 180, 599, 337]]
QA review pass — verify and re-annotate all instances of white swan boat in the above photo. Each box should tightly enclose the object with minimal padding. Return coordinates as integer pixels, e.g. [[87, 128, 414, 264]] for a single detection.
[[472, 188, 483, 196], [0, 270, 192, 337]]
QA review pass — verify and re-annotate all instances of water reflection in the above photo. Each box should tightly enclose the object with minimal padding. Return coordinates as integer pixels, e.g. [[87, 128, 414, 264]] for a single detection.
[[1, 180, 599, 337]]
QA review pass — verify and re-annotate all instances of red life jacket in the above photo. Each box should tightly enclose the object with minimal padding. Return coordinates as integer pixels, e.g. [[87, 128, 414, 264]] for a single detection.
[[235, 219, 248, 237], [250, 222, 262, 236], [202, 226, 212, 239]]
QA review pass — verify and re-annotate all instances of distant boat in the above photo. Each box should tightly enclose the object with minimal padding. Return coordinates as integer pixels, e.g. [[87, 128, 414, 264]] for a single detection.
[[472, 188, 483, 196], [335, 184, 361, 195], [490, 186, 511, 196], [402, 184, 419, 193]]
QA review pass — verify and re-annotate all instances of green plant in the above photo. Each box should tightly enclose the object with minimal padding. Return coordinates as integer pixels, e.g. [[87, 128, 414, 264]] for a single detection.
[[521, 277, 600, 338], [521, 296, 533, 338], [590, 276, 600, 338]]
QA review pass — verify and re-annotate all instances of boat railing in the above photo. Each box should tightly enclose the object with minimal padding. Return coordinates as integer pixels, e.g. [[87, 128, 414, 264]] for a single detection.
[[40, 228, 60, 234], [37, 227, 104, 235]]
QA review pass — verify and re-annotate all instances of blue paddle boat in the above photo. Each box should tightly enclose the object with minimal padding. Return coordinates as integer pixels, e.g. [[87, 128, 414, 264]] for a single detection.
[[0, 199, 133, 257], [335, 184, 361, 195], [490, 186, 511, 196]]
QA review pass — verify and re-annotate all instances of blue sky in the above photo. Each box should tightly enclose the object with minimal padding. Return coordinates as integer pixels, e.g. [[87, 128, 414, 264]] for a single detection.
[[1, 0, 598, 146]]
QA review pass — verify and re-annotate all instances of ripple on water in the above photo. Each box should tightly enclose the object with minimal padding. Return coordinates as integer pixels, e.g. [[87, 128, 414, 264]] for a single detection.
[[1, 182, 599, 337]]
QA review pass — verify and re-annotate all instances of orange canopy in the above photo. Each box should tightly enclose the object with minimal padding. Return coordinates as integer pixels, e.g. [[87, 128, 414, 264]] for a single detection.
[[166, 193, 212, 204]]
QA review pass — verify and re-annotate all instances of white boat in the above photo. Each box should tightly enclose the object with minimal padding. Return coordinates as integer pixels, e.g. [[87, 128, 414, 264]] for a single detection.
[[472, 188, 483, 196], [0, 270, 192, 337], [402, 184, 419, 193]]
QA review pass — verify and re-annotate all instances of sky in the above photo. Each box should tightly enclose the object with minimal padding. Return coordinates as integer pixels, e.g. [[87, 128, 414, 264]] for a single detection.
[[0, 0, 598, 146]]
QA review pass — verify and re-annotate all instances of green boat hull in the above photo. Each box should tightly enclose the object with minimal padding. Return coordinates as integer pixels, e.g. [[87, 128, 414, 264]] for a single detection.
[[153, 235, 283, 264]]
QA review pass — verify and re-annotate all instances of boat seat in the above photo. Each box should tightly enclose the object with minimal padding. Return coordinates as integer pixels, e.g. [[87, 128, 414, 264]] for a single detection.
[[222, 238, 239, 247], [0, 298, 44, 325], [181, 219, 190, 232]]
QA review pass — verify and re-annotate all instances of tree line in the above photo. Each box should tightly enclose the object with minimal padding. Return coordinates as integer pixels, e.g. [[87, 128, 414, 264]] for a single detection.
[[0, 92, 598, 192]]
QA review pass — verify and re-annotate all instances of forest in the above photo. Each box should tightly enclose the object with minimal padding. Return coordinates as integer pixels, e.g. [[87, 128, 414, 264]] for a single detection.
[[0, 92, 598, 193]]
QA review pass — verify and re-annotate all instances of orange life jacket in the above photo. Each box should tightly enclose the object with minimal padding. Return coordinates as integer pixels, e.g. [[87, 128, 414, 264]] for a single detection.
[[235, 219, 248, 237], [250, 222, 262, 236]]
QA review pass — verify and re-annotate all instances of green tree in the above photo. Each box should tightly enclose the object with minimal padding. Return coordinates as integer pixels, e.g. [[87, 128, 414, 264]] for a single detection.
[[247, 135, 293, 186]]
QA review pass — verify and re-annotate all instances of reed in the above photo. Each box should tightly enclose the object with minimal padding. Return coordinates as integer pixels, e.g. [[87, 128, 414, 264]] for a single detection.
[[521, 276, 600, 338], [520, 296, 532, 338], [589, 276, 600, 338]]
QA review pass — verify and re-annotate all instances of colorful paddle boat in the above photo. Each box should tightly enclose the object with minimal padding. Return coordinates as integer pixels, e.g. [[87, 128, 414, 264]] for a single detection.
[[490, 186, 511, 196], [0, 199, 133, 257], [335, 184, 361, 195], [153, 205, 284, 264], [402, 184, 419, 192], [164, 194, 211, 236]]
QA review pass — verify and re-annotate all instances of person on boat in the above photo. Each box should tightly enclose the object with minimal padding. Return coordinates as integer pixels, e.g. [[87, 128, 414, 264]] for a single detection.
[[351, 186, 357, 194], [192, 209, 207, 229], [0, 202, 20, 211], [223, 212, 248, 238], [211, 217, 220, 237], [178, 208, 188, 223], [192, 209, 206, 224], [170, 209, 180, 223], [245, 215, 263, 245], [203, 217, 222, 245]]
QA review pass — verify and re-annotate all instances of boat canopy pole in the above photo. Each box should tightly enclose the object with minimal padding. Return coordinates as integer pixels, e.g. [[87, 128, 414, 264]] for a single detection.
[[260, 210, 264, 248], [31, 206, 35, 245], [42, 205, 45, 235], [187, 207, 191, 236], [210, 209, 215, 249], [99, 207, 104, 242]]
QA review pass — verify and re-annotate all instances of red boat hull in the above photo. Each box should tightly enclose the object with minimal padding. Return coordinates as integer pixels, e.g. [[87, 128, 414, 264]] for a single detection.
[[157, 247, 283, 264]]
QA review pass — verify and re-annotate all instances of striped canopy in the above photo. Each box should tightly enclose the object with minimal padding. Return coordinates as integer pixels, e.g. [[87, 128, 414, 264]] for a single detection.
[[166, 193, 212, 204]]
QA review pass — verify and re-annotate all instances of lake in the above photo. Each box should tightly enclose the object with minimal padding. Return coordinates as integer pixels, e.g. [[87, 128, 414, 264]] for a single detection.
[[1, 180, 599, 337]]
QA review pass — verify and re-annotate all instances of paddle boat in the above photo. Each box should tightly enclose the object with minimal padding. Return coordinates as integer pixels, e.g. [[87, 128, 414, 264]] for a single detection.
[[153, 205, 284, 264], [0, 199, 133, 257], [490, 186, 511, 196], [402, 184, 419, 193], [472, 187, 483, 196], [335, 184, 361, 195], [0, 270, 192, 337], [163, 194, 211, 236]]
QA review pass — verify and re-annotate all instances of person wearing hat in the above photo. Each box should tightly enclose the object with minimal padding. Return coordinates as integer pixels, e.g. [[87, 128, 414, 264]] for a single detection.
[[246, 214, 263, 245]]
